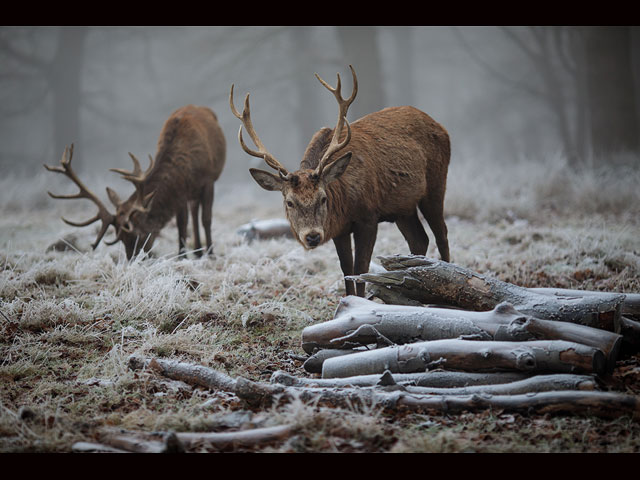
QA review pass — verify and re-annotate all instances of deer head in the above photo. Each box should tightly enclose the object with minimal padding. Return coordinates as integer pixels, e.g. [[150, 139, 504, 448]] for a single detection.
[[44, 145, 156, 259], [230, 65, 358, 249]]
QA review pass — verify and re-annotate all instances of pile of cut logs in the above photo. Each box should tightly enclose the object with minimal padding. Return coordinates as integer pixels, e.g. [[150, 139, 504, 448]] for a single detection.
[[298, 254, 640, 419]]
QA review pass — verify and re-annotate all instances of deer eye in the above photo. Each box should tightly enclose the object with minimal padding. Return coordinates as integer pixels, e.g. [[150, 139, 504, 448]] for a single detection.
[[320, 196, 327, 205], [286, 200, 294, 208]]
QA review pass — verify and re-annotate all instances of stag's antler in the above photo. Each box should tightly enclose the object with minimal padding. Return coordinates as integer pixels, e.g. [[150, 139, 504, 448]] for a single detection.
[[44, 144, 116, 249], [110, 153, 155, 186], [229, 84, 290, 178], [314, 65, 358, 176], [110, 153, 156, 213]]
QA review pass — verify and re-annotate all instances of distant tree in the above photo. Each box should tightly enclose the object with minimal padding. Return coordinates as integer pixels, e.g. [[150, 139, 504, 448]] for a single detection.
[[455, 26, 640, 164], [0, 27, 87, 167], [390, 27, 415, 107], [291, 27, 323, 154], [336, 26, 385, 120], [583, 26, 639, 155]]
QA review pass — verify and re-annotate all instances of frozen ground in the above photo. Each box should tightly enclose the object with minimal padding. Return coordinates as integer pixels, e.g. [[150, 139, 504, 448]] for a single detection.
[[1, 154, 640, 452]]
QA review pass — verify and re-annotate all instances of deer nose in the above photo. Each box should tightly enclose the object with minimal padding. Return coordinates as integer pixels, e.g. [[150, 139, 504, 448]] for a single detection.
[[305, 232, 322, 247]]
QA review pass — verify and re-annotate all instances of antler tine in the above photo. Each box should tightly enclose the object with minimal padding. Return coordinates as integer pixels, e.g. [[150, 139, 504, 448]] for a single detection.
[[229, 84, 289, 177], [44, 144, 116, 249], [109, 152, 156, 208], [109, 152, 149, 184], [314, 65, 358, 175]]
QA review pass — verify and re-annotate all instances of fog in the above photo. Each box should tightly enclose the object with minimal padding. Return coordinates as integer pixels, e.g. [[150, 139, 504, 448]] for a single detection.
[[1, 26, 639, 184]]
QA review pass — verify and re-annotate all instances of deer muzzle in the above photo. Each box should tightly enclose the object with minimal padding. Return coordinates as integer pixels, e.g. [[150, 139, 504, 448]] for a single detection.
[[301, 229, 323, 249]]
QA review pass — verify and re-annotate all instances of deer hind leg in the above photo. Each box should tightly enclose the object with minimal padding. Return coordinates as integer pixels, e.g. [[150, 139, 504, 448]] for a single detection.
[[333, 232, 355, 296], [201, 182, 214, 256], [419, 193, 450, 262], [190, 200, 202, 257], [353, 221, 378, 297], [395, 211, 429, 255]]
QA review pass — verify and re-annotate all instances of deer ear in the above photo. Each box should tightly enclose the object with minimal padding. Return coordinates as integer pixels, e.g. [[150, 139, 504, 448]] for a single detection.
[[106, 187, 122, 208], [249, 168, 285, 192], [322, 152, 352, 185]]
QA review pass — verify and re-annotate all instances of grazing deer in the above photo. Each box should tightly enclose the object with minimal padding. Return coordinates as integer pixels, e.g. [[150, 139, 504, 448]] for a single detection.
[[44, 104, 226, 259], [229, 66, 450, 296]]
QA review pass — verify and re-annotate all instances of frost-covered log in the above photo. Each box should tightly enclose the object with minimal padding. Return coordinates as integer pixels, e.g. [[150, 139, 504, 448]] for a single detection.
[[320, 339, 606, 379], [237, 218, 293, 243], [353, 255, 625, 332], [529, 287, 640, 354], [530, 287, 640, 318], [301, 296, 622, 371], [302, 348, 362, 374], [271, 369, 533, 388]]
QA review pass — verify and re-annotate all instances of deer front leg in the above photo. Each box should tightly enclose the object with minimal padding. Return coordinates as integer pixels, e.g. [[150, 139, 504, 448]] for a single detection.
[[333, 232, 355, 296], [176, 207, 188, 257], [352, 221, 378, 297]]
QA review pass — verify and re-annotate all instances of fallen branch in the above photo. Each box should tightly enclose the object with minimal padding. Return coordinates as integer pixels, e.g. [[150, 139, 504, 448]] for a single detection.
[[320, 339, 606, 378], [71, 441, 130, 453], [128, 355, 237, 392], [352, 255, 625, 333], [301, 296, 622, 372], [271, 369, 533, 388], [176, 424, 296, 450], [97, 428, 185, 453], [396, 390, 640, 420], [128, 355, 640, 420], [90, 424, 296, 453], [272, 370, 597, 395]]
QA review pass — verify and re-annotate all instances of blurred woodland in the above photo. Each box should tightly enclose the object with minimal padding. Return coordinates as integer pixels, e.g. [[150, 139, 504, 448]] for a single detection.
[[0, 26, 639, 181]]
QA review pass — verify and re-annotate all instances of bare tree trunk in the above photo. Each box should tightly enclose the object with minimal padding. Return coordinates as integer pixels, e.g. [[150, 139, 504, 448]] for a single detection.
[[291, 27, 321, 154], [336, 26, 385, 120], [48, 27, 87, 166], [584, 26, 639, 155], [390, 27, 415, 106]]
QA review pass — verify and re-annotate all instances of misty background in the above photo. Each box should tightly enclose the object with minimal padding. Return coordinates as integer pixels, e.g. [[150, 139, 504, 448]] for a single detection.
[[1, 26, 639, 189]]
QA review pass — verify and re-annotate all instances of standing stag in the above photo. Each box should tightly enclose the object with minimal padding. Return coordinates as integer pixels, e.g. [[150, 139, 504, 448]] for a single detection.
[[230, 66, 450, 296], [44, 104, 226, 259]]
